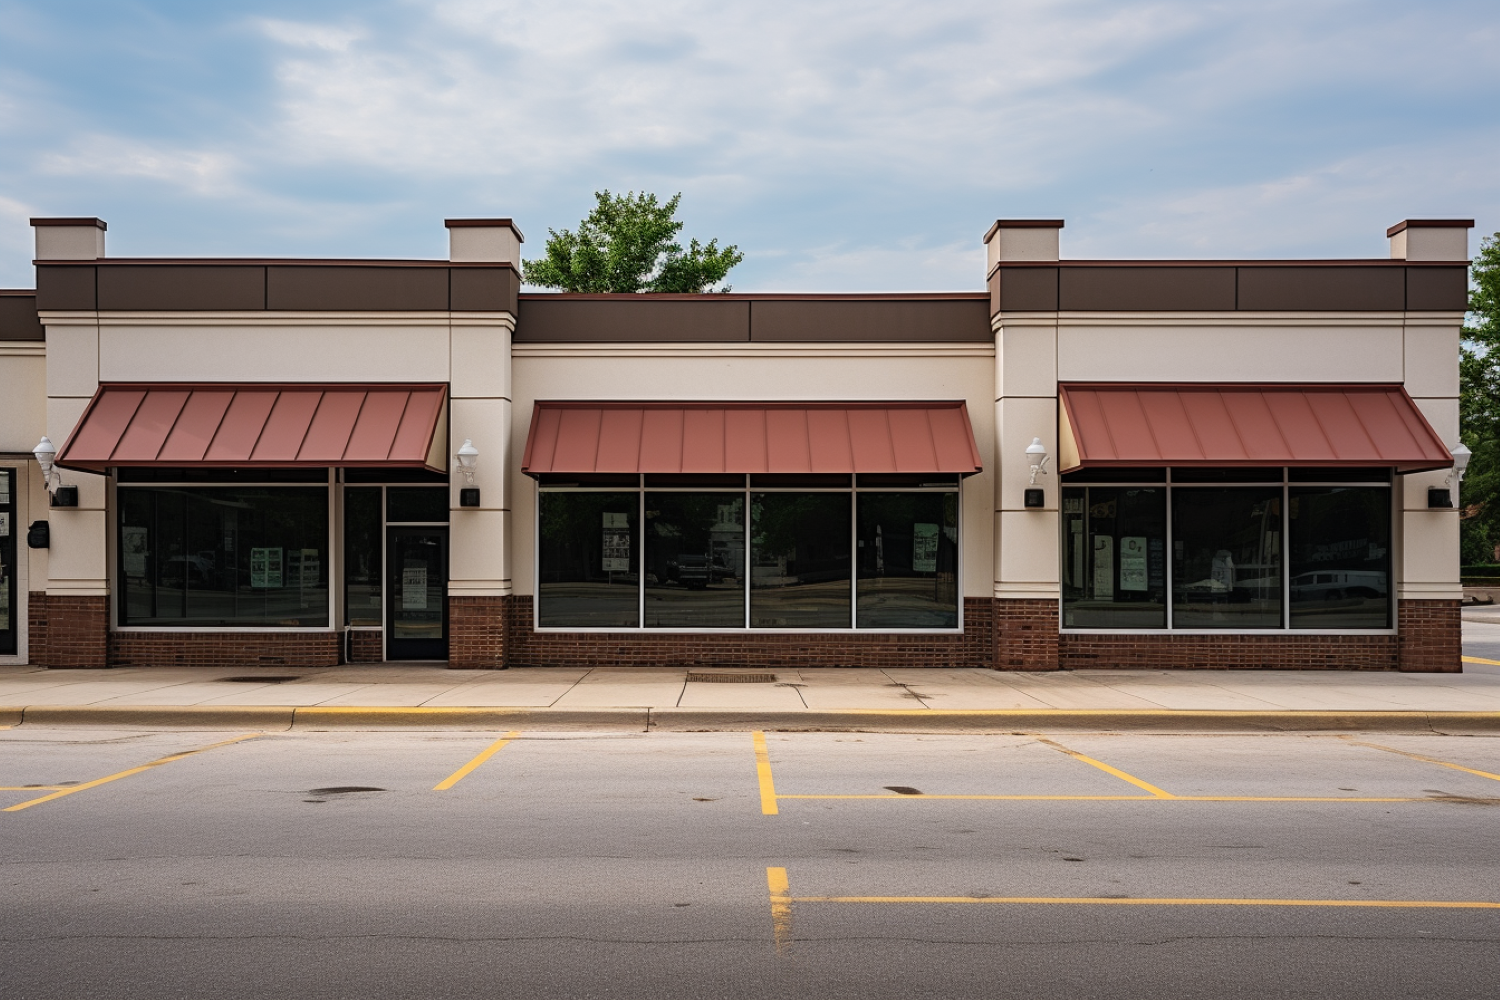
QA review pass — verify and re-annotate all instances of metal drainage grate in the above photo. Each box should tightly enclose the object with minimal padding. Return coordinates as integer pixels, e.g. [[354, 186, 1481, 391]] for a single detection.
[[221, 675, 301, 684], [685, 672, 777, 684]]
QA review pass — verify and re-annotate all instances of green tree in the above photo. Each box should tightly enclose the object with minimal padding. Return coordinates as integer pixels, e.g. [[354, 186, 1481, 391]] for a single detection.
[[523, 190, 744, 293], [1460, 232, 1500, 563]]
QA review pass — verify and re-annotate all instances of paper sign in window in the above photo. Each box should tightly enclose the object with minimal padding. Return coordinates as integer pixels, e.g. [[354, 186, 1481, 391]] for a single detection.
[[912, 523, 939, 573], [250, 547, 283, 589], [1119, 536, 1148, 592], [402, 565, 428, 610], [602, 512, 631, 572], [1093, 536, 1114, 600]]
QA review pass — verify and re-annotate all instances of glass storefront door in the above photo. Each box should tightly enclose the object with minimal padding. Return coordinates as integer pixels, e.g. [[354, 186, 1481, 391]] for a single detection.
[[386, 527, 448, 660], [0, 470, 15, 656]]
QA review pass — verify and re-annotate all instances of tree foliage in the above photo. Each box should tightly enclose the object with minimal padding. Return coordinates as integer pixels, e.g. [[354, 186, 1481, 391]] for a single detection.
[[1459, 233, 1500, 562], [523, 190, 744, 293]]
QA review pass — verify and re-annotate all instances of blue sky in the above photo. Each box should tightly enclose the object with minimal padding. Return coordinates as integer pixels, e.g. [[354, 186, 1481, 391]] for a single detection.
[[1, 0, 1496, 290]]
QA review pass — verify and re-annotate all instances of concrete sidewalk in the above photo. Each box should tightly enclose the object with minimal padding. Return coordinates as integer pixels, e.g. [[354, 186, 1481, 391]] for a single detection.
[[4, 660, 1500, 733]]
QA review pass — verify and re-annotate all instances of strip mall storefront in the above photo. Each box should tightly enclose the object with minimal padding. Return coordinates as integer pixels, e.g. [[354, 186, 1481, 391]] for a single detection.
[[0, 216, 1471, 671]]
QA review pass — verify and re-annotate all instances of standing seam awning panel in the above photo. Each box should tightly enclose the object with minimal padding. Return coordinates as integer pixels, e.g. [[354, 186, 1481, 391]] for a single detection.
[[57, 384, 449, 471], [521, 402, 984, 476], [1057, 384, 1452, 473]]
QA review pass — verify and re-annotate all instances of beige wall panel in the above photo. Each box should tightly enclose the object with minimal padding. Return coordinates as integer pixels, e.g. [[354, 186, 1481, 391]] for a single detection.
[[1403, 323, 1460, 399], [509, 354, 995, 598], [1399, 508, 1459, 592], [45, 397, 109, 510], [450, 325, 512, 399], [996, 323, 1058, 398], [0, 356, 47, 452], [988, 227, 1060, 269], [44, 508, 109, 593], [450, 227, 522, 265], [450, 397, 511, 513], [26, 461, 48, 592], [449, 509, 511, 595], [98, 325, 451, 383], [1411, 396, 1460, 445], [995, 396, 1058, 512], [1058, 325, 1404, 383], [44, 324, 99, 397], [995, 509, 1061, 597]]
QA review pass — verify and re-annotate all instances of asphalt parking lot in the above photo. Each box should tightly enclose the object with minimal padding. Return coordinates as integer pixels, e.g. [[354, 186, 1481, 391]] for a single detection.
[[4, 727, 1500, 999]]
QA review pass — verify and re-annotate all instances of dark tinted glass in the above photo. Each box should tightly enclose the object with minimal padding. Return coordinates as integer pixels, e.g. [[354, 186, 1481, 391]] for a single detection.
[[1172, 488, 1282, 628], [750, 474, 851, 489], [644, 494, 745, 627], [1061, 468, 1167, 484], [644, 474, 744, 488], [1288, 467, 1392, 483], [750, 493, 851, 628], [387, 487, 448, 522], [537, 492, 639, 627], [343, 468, 448, 484], [0, 470, 14, 654], [1062, 486, 1167, 628], [1289, 487, 1391, 628], [116, 468, 328, 483], [118, 487, 329, 627], [537, 474, 639, 487], [857, 474, 960, 489], [856, 492, 958, 627], [1170, 468, 1283, 483], [343, 487, 382, 626]]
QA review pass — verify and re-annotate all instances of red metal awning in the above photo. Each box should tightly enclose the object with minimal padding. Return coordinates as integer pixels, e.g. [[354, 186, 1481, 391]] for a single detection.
[[57, 384, 449, 472], [521, 401, 983, 476], [1058, 383, 1451, 473]]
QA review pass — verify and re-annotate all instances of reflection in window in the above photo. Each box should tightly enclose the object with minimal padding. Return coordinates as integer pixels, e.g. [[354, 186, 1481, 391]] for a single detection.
[[856, 492, 958, 628], [1172, 488, 1282, 628], [343, 487, 382, 626], [387, 487, 449, 523], [1062, 487, 1167, 628], [644, 493, 745, 628], [1289, 487, 1390, 628], [750, 493, 851, 628], [537, 492, 639, 628], [118, 487, 329, 627]]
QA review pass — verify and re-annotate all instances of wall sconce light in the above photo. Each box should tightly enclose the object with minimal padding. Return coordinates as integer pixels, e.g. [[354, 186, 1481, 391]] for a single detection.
[[1025, 438, 1050, 484], [1023, 437, 1048, 509], [456, 438, 480, 507], [1431, 442, 1472, 510], [33, 436, 76, 507]]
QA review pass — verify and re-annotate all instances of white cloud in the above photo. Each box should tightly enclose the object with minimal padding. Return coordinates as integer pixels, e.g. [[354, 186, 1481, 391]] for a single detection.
[[254, 18, 365, 52], [38, 136, 240, 196]]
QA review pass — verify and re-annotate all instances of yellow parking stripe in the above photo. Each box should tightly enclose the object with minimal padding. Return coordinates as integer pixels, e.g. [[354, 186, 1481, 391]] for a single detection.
[[1036, 738, 1175, 798], [753, 731, 779, 815], [1462, 656, 1500, 666], [3, 733, 261, 813], [433, 731, 521, 791], [775, 793, 1442, 803], [1344, 737, 1500, 784], [793, 894, 1500, 908], [767, 867, 793, 954]]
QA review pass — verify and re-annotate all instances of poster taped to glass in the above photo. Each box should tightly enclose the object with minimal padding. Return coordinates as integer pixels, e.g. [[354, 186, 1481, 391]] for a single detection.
[[602, 512, 630, 572]]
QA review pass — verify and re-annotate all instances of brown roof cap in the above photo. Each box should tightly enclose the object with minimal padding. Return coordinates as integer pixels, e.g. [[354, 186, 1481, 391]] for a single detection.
[[31, 217, 106, 230], [1386, 219, 1475, 237], [984, 219, 1064, 242]]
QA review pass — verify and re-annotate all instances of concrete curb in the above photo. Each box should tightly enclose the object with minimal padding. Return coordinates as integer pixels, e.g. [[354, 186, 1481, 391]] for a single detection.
[[4, 705, 1499, 734]]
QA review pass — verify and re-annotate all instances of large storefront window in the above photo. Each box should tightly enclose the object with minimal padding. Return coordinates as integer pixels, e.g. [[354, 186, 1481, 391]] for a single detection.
[[537, 476, 961, 630], [1061, 470, 1391, 632], [344, 487, 382, 626], [1062, 487, 1166, 628], [119, 487, 329, 627], [537, 491, 640, 628]]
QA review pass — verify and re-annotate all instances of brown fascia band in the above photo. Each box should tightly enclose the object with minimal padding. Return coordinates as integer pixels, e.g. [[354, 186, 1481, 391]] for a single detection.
[[30, 217, 106, 230], [1386, 219, 1475, 237], [984, 219, 1065, 243], [445, 218, 525, 241]]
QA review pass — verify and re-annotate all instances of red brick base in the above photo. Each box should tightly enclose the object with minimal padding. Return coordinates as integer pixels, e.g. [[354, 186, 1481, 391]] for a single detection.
[[1397, 599, 1462, 673], [347, 628, 384, 663], [449, 596, 508, 668], [28, 593, 109, 668], [503, 596, 995, 669], [108, 630, 339, 668], [995, 599, 1060, 670], [1060, 632, 1398, 670]]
